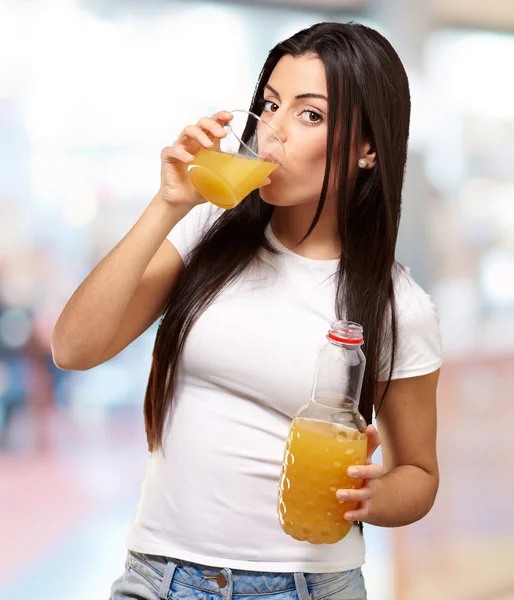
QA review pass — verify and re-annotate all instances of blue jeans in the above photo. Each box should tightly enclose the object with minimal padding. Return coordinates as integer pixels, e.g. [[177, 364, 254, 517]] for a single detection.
[[110, 551, 367, 599]]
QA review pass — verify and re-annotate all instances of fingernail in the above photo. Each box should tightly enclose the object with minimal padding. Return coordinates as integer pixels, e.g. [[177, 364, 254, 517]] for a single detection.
[[348, 467, 359, 477], [345, 512, 353, 521], [337, 491, 349, 499]]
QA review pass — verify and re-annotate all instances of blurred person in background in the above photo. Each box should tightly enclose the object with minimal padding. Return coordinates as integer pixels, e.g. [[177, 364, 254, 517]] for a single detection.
[[0, 301, 27, 448], [0, 301, 55, 452], [52, 22, 443, 600]]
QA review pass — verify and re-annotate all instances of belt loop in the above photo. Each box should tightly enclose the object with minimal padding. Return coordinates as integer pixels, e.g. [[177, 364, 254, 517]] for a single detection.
[[159, 560, 178, 600], [294, 572, 311, 600], [220, 567, 233, 600]]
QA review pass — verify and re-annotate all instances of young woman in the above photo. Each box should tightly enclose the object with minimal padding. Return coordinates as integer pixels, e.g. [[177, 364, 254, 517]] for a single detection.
[[52, 21, 443, 600]]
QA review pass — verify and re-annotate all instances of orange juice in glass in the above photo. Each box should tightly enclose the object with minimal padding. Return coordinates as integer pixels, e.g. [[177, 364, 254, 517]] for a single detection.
[[188, 110, 285, 209]]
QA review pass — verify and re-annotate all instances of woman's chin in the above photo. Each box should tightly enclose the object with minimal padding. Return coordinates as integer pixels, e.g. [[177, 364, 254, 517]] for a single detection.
[[259, 192, 298, 208], [259, 186, 287, 207]]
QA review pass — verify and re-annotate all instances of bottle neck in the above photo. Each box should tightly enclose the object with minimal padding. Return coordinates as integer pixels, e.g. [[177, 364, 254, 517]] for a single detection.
[[311, 394, 358, 411], [327, 338, 362, 350]]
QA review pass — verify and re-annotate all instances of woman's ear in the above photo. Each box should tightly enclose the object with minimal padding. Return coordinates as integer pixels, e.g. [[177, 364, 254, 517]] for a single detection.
[[358, 141, 377, 170]]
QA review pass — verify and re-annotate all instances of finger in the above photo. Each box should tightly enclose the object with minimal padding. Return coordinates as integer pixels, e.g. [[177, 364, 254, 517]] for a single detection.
[[344, 501, 371, 522], [336, 487, 373, 503], [181, 125, 215, 149], [260, 177, 272, 187], [197, 117, 227, 138], [211, 110, 233, 124], [347, 463, 384, 480], [365, 425, 381, 460], [166, 145, 195, 163], [197, 117, 228, 139], [161, 146, 174, 161]]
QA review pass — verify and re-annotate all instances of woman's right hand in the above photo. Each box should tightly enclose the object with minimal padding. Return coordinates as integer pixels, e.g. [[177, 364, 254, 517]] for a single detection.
[[158, 110, 233, 208]]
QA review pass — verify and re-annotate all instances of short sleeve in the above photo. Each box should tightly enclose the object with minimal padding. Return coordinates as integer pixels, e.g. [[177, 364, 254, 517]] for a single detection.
[[378, 266, 444, 381], [166, 202, 224, 261]]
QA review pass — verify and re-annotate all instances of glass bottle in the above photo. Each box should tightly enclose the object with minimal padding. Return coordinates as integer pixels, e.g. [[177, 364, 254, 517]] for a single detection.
[[278, 321, 368, 544]]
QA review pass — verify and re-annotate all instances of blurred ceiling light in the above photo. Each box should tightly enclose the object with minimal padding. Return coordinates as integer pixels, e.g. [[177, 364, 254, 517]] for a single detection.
[[24, 2, 250, 146]]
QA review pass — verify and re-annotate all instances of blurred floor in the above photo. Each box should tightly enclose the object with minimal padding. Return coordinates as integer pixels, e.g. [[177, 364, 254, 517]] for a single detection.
[[0, 406, 147, 598]]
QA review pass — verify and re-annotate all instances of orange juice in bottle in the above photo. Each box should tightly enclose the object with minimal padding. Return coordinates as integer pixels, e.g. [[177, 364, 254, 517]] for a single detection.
[[278, 321, 368, 544]]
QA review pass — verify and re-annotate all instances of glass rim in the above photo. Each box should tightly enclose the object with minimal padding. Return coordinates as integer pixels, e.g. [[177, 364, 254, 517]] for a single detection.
[[225, 109, 286, 165]]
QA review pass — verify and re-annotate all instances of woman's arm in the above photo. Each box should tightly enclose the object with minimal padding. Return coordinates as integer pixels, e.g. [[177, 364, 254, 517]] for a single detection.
[[51, 111, 233, 371], [365, 370, 440, 527], [51, 195, 187, 371], [337, 370, 440, 526]]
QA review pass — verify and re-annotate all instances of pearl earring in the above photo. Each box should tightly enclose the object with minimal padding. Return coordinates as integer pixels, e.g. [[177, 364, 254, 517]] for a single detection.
[[358, 158, 368, 169]]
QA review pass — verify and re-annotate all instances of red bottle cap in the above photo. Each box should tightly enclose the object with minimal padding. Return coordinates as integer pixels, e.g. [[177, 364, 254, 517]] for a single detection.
[[327, 321, 364, 345]]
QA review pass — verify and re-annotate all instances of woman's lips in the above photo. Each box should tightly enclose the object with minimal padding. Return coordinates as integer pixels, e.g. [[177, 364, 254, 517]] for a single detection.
[[261, 151, 280, 164]]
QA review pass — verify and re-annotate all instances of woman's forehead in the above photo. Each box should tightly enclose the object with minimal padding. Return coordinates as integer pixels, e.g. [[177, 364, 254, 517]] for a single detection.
[[268, 54, 327, 100]]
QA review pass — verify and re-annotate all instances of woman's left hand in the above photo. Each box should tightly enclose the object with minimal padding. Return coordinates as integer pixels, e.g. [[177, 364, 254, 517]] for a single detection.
[[336, 424, 384, 523]]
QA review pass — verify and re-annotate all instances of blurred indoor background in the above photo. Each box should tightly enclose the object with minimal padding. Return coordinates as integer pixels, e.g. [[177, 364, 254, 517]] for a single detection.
[[1, 0, 513, 598]]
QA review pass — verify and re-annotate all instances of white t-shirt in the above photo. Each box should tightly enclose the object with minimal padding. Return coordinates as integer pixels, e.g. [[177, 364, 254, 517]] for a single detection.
[[125, 202, 443, 573]]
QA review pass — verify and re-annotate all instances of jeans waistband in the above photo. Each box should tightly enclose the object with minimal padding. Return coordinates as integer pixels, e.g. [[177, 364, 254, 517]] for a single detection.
[[127, 550, 364, 600]]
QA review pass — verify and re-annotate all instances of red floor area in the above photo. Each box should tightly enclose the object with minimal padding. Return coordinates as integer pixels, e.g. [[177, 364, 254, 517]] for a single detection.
[[0, 407, 147, 584]]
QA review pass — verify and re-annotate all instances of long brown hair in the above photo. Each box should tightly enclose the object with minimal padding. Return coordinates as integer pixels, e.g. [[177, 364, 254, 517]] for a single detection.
[[144, 22, 410, 452]]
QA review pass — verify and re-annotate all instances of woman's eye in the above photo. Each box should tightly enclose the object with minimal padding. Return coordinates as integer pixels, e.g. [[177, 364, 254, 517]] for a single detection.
[[263, 101, 322, 124], [264, 100, 279, 113], [301, 110, 323, 125]]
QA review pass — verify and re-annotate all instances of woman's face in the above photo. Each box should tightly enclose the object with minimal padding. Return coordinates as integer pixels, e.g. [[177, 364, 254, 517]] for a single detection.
[[258, 53, 360, 208]]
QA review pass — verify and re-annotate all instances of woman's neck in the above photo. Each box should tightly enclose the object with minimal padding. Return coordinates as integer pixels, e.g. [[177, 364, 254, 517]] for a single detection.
[[270, 200, 341, 261]]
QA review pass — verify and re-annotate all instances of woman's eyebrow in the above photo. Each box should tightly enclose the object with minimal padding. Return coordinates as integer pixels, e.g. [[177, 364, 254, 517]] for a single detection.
[[265, 84, 328, 102]]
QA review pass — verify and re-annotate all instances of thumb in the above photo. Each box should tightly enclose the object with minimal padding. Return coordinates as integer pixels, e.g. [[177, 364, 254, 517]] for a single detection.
[[365, 424, 381, 462]]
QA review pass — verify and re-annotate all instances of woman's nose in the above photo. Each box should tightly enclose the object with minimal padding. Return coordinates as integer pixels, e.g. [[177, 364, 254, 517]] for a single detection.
[[269, 114, 288, 144], [257, 115, 287, 162]]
